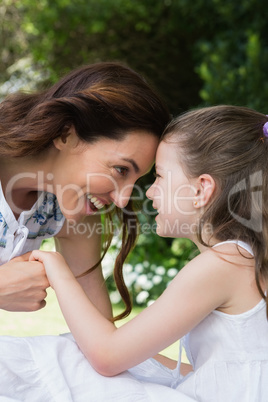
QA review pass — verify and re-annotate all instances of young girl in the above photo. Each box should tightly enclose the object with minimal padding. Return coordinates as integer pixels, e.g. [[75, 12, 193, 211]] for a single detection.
[[1, 105, 268, 401]]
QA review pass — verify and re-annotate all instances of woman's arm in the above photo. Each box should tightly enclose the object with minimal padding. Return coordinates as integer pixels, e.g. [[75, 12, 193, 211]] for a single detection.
[[54, 214, 112, 320], [30, 248, 232, 377], [0, 253, 49, 311]]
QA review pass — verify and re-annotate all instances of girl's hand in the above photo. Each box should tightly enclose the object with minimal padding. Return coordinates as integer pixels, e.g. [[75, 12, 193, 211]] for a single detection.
[[29, 250, 75, 289]]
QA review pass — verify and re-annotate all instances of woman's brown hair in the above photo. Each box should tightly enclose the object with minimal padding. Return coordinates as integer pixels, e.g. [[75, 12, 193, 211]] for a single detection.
[[163, 105, 268, 315], [0, 62, 170, 320]]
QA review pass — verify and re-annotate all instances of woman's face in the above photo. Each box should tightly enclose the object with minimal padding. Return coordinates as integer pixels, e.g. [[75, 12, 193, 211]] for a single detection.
[[146, 140, 197, 238], [51, 130, 159, 221]]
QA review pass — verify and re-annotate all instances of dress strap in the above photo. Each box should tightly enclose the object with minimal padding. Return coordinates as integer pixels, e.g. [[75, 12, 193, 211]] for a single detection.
[[213, 240, 253, 256]]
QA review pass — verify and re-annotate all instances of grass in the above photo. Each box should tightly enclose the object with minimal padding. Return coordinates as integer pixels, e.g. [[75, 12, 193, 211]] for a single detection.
[[0, 289, 185, 361]]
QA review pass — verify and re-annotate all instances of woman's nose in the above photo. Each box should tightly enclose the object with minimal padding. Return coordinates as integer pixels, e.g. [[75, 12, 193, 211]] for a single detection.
[[110, 184, 134, 208]]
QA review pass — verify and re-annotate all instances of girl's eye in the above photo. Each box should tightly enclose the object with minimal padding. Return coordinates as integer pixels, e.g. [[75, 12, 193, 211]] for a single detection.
[[153, 172, 161, 179], [115, 166, 129, 177]]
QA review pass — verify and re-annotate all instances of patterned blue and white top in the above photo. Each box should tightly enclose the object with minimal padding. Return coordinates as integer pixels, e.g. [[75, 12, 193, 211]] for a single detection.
[[0, 182, 65, 264]]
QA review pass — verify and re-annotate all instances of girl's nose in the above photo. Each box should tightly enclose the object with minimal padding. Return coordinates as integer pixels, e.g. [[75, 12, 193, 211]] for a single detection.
[[146, 183, 154, 200]]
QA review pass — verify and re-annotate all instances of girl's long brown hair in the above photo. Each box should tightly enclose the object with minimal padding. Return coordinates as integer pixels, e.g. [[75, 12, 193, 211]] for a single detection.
[[0, 62, 170, 320], [163, 105, 268, 316]]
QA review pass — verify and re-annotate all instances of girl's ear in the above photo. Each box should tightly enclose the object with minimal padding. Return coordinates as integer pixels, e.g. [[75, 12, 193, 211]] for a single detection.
[[194, 174, 216, 208], [53, 125, 78, 150]]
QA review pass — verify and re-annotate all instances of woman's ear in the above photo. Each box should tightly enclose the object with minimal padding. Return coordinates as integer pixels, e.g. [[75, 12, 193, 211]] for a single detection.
[[194, 174, 216, 208], [53, 125, 78, 150]]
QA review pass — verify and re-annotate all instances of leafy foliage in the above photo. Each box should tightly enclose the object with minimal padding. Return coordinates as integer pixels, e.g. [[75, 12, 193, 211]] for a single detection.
[[196, 0, 268, 111], [2, 0, 268, 111]]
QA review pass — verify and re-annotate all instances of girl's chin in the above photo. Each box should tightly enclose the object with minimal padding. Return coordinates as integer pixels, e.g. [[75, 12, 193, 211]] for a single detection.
[[155, 216, 174, 237], [155, 221, 167, 237], [156, 229, 168, 237]]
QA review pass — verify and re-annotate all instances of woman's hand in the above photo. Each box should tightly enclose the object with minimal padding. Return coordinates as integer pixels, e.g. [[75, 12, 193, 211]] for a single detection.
[[0, 252, 50, 312], [29, 250, 75, 289]]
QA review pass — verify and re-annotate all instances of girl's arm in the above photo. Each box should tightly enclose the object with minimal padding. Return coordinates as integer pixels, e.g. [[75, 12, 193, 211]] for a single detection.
[[30, 248, 232, 377], [54, 214, 112, 320]]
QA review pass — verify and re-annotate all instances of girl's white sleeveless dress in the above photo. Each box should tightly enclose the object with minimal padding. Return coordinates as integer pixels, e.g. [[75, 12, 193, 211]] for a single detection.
[[173, 240, 268, 401], [0, 204, 267, 402]]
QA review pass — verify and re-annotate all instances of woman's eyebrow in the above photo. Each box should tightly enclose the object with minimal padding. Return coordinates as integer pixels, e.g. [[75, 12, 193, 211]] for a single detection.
[[122, 158, 140, 173]]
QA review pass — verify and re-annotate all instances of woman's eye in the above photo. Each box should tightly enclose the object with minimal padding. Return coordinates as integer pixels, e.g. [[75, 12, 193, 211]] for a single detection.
[[115, 166, 129, 177], [153, 172, 161, 179]]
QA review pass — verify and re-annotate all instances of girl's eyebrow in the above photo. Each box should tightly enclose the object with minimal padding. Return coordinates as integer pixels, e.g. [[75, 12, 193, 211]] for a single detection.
[[122, 158, 140, 173]]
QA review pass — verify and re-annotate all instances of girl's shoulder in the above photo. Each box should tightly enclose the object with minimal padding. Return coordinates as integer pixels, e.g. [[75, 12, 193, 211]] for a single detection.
[[194, 241, 259, 314], [174, 241, 255, 305], [186, 240, 253, 271], [169, 247, 237, 305], [210, 240, 254, 267], [161, 244, 243, 332], [188, 239, 253, 265]]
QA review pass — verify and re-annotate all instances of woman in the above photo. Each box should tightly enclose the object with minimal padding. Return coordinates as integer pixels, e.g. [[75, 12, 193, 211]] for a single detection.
[[0, 62, 170, 320]]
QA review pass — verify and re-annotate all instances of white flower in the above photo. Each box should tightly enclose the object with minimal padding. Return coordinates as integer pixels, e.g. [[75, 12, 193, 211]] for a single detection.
[[102, 252, 116, 278], [124, 263, 133, 273], [167, 268, 178, 278], [136, 291, 149, 304], [124, 271, 138, 287], [152, 275, 162, 285], [111, 236, 121, 247], [135, 263, 144, 273], [155, 266, 165, 275], [110, 291, 121, 304], [147, 300, 155, 307], [143, 261, 150, 268], [136, 275, 153, 290]]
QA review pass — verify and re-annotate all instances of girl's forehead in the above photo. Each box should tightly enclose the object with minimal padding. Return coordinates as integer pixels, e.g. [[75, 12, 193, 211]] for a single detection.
[[156, 140, 179, 168], [157, 140, 176, 157], [157, 140, 171, 152]]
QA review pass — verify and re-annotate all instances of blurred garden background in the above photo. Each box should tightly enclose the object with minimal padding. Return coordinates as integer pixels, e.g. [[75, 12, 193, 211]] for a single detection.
[[1, 0, 268, 359]]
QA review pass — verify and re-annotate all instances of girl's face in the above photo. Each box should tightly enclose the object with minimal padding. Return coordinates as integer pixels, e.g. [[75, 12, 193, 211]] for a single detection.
[[51, 130, 159, 221], [146, 140, 198, 238]]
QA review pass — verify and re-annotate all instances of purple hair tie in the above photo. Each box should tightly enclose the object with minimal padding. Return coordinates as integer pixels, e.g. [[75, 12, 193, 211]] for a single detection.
[[263, 121, 268, 138]]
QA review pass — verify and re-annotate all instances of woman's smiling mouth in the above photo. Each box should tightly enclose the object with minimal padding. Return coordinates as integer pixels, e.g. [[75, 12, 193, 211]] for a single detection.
[[86, 194, 105, 211]]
